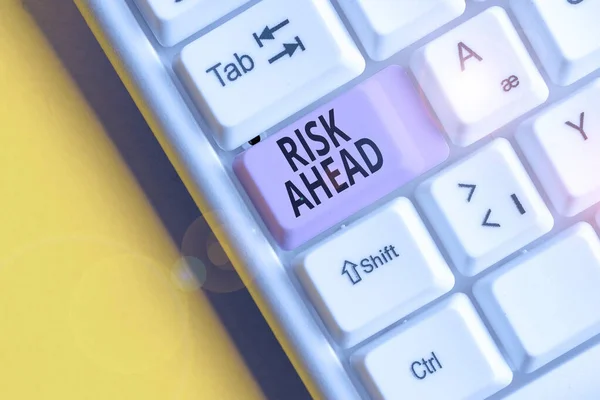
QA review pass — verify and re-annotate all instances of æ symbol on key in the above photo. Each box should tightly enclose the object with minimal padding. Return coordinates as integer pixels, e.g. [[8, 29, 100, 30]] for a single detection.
[[268, 36, 306, 64], [501, 75, 520, 92], [342, 260, 362, 285]]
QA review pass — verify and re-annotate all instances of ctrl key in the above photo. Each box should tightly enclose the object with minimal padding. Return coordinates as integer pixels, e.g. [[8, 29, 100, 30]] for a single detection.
[[352, 294, 512, 400]]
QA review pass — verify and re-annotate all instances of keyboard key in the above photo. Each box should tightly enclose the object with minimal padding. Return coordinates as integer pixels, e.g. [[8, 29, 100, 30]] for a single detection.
[[175, 0, 365, 150], [353, 294, 512, 400], [416, 138, 553, 276], [338, 0, 465, 61], [234, 66, 449, 249], [504, 342, 600, 400], [517, 79, 600, 217], [296, 198, 454, 347], [474, 223, 600, 373], [134, 0, 250, 47], [511, 0, 600, 86], [411, 7, 548, 147]]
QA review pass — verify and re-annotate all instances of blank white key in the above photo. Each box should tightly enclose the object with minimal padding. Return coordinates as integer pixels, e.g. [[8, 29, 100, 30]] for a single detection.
[[134, 0, 250, 47], [353, 294, 512, 400], [517, 79, 600, 217], [504, 342, 600, 400], [416, 138, 553, 277], [176, 0, 365, 150], [411, 7, 548, 146], [474, 223, 600, 373], [337, 0, 465, 61], [511, 0, 600, 86], [296, 198, 454, 347]]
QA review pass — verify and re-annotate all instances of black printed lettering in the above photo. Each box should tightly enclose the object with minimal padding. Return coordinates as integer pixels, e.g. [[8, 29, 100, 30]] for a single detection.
[[355, 138, 383, 173], [501, 75, 520, 92], [343, 245, 399, 285], [565, 112, 587, 140], [458, 42, 483, 71], [205, 53, 255, 87], [224, 63, 242, 82], [319, 109, 352, 147], [320, 157, 348, 194], [305, 120, 330, 157], [299, 166, 333, 205], [370, 254, 384, 268], [285, 180, 313, 218], [411, 361, 427, 380], [277, 136, 309, 172], [411, 352, 442, 381], [279, 110, 387, 218], [234, 53, 254, 73], [206, 63, 225, 87], [294, 128, 316, 162], [340, 148, 369, 186], [360, 258, 374, 274]]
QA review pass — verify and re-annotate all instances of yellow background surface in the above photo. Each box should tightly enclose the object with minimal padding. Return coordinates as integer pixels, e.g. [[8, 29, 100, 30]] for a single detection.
[[0, 1, 289, 398]]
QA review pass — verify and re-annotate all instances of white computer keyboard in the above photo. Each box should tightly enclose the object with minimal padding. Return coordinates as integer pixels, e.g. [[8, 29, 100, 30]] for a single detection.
[[75, 0, 600, 398]]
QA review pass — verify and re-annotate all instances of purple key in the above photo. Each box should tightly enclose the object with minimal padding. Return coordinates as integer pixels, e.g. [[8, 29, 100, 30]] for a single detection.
[[234, 66, 449, 250]]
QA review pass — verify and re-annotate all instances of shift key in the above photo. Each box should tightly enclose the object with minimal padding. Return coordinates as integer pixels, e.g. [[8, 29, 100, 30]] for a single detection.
[[234, 66, 449, 250]]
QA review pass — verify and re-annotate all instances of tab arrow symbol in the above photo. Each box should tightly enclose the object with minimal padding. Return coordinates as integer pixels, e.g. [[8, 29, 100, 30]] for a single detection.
[[458, 183, 476, 202], [482, 209, 501, 228], [268, 36, 305, 64], [253, 19, 290, 47], [342, 260, 362, 285]]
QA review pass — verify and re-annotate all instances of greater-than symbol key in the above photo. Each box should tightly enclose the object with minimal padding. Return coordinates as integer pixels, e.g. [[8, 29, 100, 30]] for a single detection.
[[418, 139, 553, 276], [458, 183, 476, 202]]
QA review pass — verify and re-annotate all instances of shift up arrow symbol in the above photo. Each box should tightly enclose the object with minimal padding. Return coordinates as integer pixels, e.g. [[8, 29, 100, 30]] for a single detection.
[[342, 260, 361, 285]]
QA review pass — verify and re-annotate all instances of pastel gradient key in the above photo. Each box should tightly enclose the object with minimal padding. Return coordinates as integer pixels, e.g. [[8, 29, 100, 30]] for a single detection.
[[234, 66, 449, 250]]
